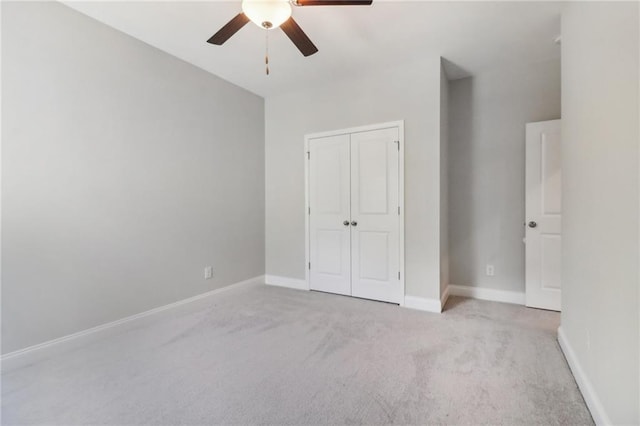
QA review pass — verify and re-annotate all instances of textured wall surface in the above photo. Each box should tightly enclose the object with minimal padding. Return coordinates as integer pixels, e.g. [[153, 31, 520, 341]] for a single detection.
[[265, 58, 443, 300], [2, 2, 265, 353], [448, 58, 561, 293], [560, 2, 639, 423]]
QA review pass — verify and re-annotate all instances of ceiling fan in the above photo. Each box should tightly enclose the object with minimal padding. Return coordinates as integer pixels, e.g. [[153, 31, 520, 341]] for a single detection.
[[207, 0, 373, 57]]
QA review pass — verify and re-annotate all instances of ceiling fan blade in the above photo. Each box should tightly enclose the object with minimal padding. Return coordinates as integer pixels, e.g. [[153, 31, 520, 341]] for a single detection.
[[293, 0, 372, 5], [280, 17, 318, 57], [207, 13, 250, 45]]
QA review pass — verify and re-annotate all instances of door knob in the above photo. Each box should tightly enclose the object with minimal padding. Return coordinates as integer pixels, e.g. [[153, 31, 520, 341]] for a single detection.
[[528, 221, 537, 228], [351, 221, 358, 227], [343, 220, 350, 226]]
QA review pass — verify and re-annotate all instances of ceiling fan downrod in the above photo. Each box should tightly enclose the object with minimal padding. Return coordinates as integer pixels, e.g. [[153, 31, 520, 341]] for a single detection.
[[265, 30, 270, 76]]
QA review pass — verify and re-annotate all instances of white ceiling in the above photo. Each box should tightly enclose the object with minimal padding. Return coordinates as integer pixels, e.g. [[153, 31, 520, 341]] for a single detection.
[[63, 1, 563, 98]]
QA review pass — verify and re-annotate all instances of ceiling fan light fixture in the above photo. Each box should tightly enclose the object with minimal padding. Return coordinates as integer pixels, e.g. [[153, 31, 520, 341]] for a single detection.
[[242, 0, 292, 29]]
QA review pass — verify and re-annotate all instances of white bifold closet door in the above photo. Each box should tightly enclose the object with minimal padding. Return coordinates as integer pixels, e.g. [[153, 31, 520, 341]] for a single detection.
[[308, 134, 352, 296], [309, 127, 402, 304]]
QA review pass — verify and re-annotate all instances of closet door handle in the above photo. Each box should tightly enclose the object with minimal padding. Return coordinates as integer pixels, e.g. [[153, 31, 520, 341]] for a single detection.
[[343, 220, 350, 226], [351, 221, 358, 227]]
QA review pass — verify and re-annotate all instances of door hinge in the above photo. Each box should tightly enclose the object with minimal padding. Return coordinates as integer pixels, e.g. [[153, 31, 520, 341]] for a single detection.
[[308, 262, 311, 270], [398, 206, 400, 215], [398, 271, 401, 280], [308, 207, 310, 215], [394, 140, 400, 151], [307, 151, 310, 160]]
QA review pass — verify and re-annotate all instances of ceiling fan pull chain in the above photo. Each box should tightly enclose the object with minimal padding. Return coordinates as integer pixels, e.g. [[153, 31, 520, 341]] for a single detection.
[[265, 30, 270, 76]]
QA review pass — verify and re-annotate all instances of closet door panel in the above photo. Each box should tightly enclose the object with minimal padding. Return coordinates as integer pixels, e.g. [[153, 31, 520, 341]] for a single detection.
[[350, 128, 402, 304], [308, 134, 351, 296]]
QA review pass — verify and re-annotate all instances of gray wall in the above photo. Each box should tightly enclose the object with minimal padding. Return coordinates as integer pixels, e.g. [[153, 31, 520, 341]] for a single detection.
[[440, 62, 449, 296], [448, 58, 561, 293], [561, 2, 639, 424], [265, 58, 443, 300], [2, 2, 265, 354]]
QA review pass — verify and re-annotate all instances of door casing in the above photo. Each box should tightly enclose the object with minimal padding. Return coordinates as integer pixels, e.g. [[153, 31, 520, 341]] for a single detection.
[[304, 120, 405, 301]]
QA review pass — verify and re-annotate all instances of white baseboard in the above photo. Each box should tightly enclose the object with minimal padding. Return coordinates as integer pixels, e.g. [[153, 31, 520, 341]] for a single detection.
[[403, 295, 443, 313], [265, 275, 308, 291], [557, 326, 609, 425], [440, 285, 450, 311], [1, 275, 265, 369], [402, 286, 450, 314], [448, 284, 525, 305]]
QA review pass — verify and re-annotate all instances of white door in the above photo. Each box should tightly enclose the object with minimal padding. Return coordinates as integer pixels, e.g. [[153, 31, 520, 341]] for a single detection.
[[525, 119, 562, 311], [350, 128, 402, 304], [307, 124, 403, 304], [308, 134, 352, 296]]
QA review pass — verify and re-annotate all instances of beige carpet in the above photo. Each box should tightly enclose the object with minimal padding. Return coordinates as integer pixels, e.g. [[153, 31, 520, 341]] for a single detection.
[[2, 282, 593, 425]]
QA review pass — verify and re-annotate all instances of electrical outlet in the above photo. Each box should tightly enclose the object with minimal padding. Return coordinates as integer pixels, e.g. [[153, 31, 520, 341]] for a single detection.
[[204, 266, 213, 280], [486, 264, 495, 276]]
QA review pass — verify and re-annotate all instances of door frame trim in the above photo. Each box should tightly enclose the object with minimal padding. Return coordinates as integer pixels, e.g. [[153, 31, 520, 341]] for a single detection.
[[304, 120, 405, 298]]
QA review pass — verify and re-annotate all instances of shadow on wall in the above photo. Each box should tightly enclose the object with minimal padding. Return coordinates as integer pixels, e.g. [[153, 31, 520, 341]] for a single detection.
[[447, 77, 478, 289], [441, 59, 473, 81]]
